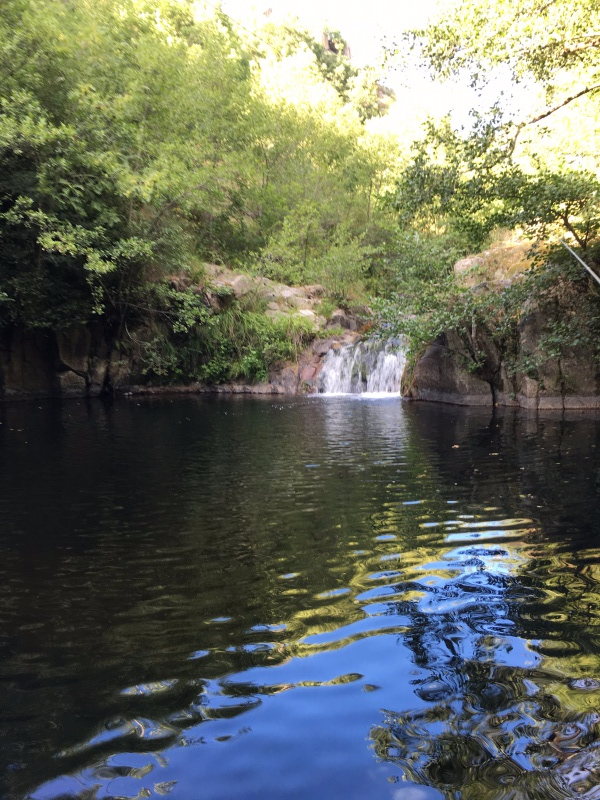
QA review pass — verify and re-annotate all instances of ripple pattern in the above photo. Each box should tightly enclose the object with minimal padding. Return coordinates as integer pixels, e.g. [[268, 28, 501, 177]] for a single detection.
[[1, 398, 600, 799]]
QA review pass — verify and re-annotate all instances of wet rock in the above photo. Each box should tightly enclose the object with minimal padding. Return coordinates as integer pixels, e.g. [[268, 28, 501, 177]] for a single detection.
[[267, 365, 299, 394], [408, 291, 600, 409], [313, 338, 336, 356], [299, 363, 318, 383]]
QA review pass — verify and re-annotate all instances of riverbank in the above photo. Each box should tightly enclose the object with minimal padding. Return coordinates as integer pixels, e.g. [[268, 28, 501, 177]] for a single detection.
[[402, 244, 600, 410], [0, 264, 367, 400], [0, 321, 362, 400]]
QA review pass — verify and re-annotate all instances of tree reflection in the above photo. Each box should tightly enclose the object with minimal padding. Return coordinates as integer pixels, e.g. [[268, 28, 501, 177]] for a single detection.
[[370, 526, 600, 798], [5, 398, 600, 799]]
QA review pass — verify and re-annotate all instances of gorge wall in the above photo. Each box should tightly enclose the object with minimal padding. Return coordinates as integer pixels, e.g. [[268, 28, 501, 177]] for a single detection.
[[0, 325, 361, 400], [406, 304, 600, 410], [0, 325, 136, 399], [0, 266, 366, 400]]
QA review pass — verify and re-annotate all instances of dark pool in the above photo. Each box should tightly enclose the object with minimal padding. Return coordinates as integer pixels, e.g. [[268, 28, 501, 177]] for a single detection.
[[2, 396, 600, 799]]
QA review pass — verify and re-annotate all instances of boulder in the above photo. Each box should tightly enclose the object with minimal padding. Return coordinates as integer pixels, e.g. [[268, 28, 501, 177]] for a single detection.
[[313, 338, 336, 356], [230, 274, 254, 297], [287, 295, 312, 310], [327, 309, 359, 331], [302, 284, 325, 298], [280, 287, 304, 300], [408, 295, 600, 410], [454, 255, 484, 274], [269, 365, 299, 394], [407, 333, 493, 406]]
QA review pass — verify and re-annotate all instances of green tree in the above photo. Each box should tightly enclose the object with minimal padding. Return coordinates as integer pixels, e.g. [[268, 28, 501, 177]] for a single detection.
[[0, 0, 259, 327], [388, 0, 600, 252], [410, 0, 600, 110], [0, 0, 405, 385]]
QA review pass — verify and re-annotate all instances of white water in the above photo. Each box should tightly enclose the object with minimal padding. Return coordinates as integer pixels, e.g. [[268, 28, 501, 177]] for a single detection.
[[317, 339, 406, 396]]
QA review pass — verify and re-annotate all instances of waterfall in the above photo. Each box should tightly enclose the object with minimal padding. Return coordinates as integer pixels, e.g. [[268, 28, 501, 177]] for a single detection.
[[317, 339, 406, 395]]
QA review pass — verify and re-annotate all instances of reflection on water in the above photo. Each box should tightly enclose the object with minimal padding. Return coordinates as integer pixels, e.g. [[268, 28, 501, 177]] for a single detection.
[[1, 398, 600, 798]]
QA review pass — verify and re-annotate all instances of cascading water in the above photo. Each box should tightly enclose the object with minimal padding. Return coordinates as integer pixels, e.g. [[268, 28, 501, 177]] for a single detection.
[[318, 339, 406, 395]]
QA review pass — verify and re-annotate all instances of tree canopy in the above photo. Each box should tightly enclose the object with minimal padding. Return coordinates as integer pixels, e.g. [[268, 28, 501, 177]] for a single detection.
[[385, 0, 600, 257], [0, 0, 398, 335], [374, 0, 600, 373], [2, 0, 600, 386], [412, 0, 600, 101]]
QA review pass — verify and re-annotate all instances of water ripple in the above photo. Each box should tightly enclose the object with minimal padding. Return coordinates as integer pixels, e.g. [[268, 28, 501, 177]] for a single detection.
[[3, 398, 600, 800]]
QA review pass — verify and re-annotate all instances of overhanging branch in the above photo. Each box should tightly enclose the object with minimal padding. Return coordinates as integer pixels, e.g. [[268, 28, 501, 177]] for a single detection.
[[524, 84, 600, 126]]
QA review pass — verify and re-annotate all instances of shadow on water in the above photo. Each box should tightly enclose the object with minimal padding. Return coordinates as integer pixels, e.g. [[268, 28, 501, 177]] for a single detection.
[[1, 397, 600, 798]]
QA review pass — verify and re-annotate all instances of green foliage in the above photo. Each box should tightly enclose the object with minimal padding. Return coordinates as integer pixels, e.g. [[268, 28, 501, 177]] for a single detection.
[[0, 0, 258, 326], [139, 282, 315, 385], [369, 225, 467, 299], [198, 309, 314, 383], [385, 0, 600, 268], [516, 170, 600, 255], [409, 0, 600, 90], [375, 241, 600, 382], [0, 0, 401, 383], [386, 114, 600, 272], [257, 22, 390, 122], [310, 236, 371, 306], [374, 0, 600, 382]]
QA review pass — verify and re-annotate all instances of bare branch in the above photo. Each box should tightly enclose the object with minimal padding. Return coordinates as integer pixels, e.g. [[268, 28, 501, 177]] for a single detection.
[[525, 84, 600, 126], [512, 0, 560, 21]]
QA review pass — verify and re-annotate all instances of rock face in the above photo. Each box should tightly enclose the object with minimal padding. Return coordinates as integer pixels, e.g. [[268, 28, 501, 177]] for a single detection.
[[0, 261, 370, 399], [406, 304, 600, 410], [123, 332, 361, 398], [0, 322, 362, 400], [454, 240, 532, 288], [202, 264, 328, 323], [0, 325, 139, 399], [408, 332, 494, 407], [327, 308, 359, 331], [513, 309, 600, 410]]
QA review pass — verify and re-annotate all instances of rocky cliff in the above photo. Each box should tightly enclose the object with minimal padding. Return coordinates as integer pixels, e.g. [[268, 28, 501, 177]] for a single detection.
[[0, 325, 136, 399], [0, 266, 364, 400], [406, 295, 600, 410]]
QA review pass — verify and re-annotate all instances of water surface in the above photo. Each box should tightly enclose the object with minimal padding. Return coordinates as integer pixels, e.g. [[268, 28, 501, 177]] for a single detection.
[[2, 397, 600, 799]]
